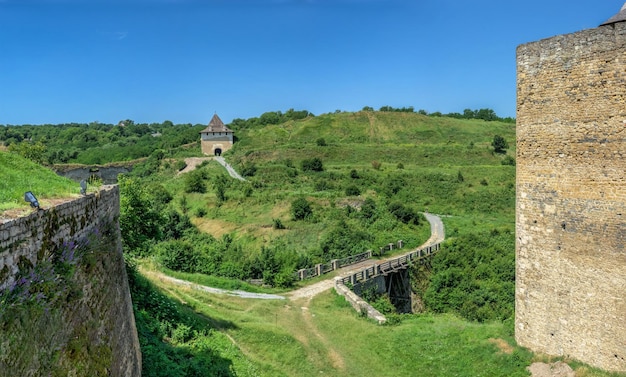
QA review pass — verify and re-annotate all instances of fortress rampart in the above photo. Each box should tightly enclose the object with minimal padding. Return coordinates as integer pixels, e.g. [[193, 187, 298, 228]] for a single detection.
[[516, 20, 626, 372], [0, 186, 141, 376]]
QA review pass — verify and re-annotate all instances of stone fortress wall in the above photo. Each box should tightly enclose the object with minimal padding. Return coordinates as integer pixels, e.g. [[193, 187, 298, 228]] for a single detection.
[[0, 186, 141, 376], [516, 18, 626, 372]]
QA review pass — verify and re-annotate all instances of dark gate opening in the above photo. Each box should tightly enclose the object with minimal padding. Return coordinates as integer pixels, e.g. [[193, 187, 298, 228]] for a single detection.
[[214, 148, 222, 156]]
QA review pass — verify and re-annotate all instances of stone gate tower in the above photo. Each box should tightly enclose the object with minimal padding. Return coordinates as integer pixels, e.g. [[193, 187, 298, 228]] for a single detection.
[[516, 4, 626, 372], [200, 113, 233, 156]]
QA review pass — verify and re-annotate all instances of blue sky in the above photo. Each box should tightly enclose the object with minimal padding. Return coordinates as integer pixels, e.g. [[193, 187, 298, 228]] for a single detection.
[[0, 0, 622, 125]]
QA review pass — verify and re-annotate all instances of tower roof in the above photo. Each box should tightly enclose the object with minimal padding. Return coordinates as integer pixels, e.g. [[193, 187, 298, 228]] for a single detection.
[[200, 113, 233, 133], [601, 3, 626, 25]]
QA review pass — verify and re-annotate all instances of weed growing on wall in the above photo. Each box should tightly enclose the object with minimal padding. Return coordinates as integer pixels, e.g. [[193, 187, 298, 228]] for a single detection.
[[0, 221, 114, 376]]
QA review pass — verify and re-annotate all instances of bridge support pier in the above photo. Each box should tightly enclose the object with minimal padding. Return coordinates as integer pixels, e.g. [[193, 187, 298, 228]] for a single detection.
[[385, 269, 412, 314]]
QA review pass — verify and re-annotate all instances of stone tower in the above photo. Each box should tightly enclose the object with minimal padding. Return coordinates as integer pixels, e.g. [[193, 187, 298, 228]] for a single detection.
[[200, 113, 233, 156], [516, 4, 626, 372]]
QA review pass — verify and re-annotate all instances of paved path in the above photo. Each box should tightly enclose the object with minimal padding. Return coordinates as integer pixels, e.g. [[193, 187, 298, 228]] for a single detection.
[[177, 156, 246, 182], [214, 156, 246, 181], [150, 213, 445, 301]]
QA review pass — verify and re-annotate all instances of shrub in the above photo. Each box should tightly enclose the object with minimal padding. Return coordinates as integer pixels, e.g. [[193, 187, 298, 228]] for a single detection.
[[319, 221, 373, 259], [301, 157, 323, 172], [501, 155, 516, 166], [240, 162, 257, 177], [457, 171, 464, 183], [345, 185, 361, 196], [184, 170, 206, 193], [371, 160, 382, 170], [314, 179, 331, 191], [349, 169, 360, 179], [163, 210, 193, 240], [360, 197, 377, 220], [388, 202, 420, 225], [194, 207, 207, 218], [156, 240, 200, 273], [291, 197, 312, 220], [396, 162, 404, 169], [316, 138, 327, 146], [175, 160, 187, 171], [273, 218, 285, 229], [491, 135, 508, 153]]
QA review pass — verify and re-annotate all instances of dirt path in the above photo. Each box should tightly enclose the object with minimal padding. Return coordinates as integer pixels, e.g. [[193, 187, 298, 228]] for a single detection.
[[146, 213, 445, 302], [142, 214, 444, 374], [177, 157, 213, 175]]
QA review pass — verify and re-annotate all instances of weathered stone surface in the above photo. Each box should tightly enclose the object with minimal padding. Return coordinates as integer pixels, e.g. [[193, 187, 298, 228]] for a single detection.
[[0, 186, 141, 376], [516, 21, 626, 373]]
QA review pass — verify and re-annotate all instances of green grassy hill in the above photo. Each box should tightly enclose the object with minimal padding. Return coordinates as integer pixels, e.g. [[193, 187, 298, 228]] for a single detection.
[[4, 111, 621, 376], [0, 151, 80, 212]]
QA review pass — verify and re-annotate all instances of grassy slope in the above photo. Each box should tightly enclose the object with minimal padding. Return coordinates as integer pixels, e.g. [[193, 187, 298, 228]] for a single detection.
[[148, 272, 616, 377], [140, 112, 622, 376], [212, 111, 516, 244], [0, 152, 80, 212]]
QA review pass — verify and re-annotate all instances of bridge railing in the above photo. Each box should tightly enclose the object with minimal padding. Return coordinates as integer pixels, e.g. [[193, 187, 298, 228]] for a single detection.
[[337, 243, 440, 286], [294, 241, 405, 281]]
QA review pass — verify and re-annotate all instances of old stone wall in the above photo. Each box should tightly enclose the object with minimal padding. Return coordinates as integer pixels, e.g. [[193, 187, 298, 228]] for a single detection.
[[516, 22, 626, 372], [0, 186, 142, 376]]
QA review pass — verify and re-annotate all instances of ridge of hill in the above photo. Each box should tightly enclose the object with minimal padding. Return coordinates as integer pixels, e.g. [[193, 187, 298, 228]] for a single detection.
[[229, 111, 515, 167]]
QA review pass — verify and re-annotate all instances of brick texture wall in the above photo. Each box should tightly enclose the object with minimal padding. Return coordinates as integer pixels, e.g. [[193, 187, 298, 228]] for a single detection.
[[516, 22, 626, 372]]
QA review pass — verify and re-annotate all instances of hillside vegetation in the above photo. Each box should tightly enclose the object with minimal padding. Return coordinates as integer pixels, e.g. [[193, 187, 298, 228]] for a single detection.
[[3, 110, 622, 376], [0, 152, 80, 212]]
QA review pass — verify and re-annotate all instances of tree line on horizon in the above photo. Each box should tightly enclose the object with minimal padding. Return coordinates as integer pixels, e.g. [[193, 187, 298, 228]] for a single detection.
[[0, 106, 514, 166]]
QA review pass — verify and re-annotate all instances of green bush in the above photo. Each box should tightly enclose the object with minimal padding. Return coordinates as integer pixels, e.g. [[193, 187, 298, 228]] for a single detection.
[[184, 170, 207, 193], [501, 155, 516, 166], [273, 218, 286, 229], [156, 240, 201, 273], [301, 157, 323, 172], [345, 185, 361, 196], [423, 231, 515, 322], [388, 202, 420, 225], [291, 197, 312, 220], [492, 134, 508, 153]]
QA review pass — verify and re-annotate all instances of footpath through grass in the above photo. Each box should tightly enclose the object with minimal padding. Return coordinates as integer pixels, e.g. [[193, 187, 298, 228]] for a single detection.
[[142, 267, 534, 377]]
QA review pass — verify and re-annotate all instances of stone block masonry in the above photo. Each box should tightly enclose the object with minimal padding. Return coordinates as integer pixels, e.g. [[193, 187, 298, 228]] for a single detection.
[[0, 185, 141, 376], [0, 185, 119, 290], [516, 21, 626, 372]]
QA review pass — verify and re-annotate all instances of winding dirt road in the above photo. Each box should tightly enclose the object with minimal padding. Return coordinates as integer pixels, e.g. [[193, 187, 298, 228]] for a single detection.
[[150, 213, 445, 301]]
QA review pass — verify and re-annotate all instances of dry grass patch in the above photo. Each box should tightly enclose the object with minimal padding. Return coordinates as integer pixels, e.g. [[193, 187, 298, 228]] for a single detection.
[[193, 218, 238, 237], [489, 337, 514, 354]]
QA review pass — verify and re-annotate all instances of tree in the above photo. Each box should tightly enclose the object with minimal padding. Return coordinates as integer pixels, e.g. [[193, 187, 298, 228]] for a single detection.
[[119, 176, 164, 254], [291, 197, 312, 220], [8, 141, 46, 165], [491, 135, 509, 154]]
